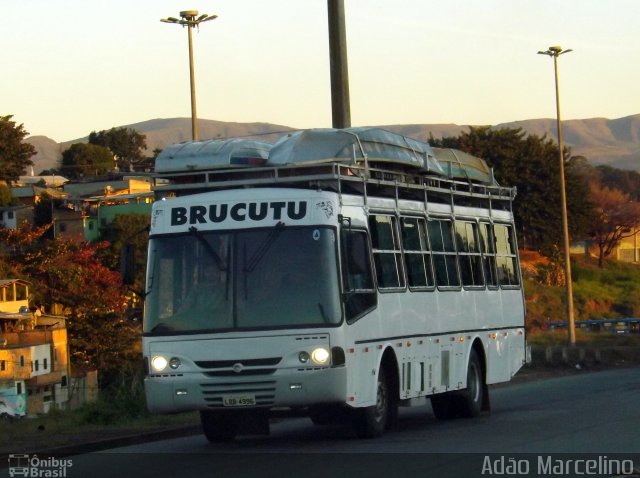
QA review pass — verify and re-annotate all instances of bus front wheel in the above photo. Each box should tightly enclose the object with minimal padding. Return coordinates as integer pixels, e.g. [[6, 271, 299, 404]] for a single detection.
[[352, 367, 392, 438]]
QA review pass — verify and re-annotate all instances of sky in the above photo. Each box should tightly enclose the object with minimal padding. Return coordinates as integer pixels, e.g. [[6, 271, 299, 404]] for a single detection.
[[3, 0, 639, 143]]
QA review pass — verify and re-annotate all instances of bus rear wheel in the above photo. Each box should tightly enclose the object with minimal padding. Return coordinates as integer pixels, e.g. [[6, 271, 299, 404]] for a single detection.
[[430, 349, 484, 419], [352, 368, 392, 438], [200, 410, 237, 442]]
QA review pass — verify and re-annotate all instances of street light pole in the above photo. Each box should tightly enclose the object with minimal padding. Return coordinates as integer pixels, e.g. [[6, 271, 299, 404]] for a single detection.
[[161, 10, 217, 141], [327, 0, 351, 128], [538, 45, 576, 345]]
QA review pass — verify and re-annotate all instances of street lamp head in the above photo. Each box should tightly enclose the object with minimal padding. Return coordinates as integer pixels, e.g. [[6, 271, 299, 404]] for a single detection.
[[538, 46, 573, 57], [199, 14, 218, 23], [180, 10, 199, 20], [163, 10, 217, 26]]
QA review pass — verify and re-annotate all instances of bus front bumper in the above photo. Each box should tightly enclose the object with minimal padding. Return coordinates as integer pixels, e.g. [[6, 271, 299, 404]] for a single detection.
[[144, 366, 347, 414]]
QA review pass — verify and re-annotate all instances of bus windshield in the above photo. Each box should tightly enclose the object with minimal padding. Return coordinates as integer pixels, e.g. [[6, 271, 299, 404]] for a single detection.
[[144, 226, 342, 334]]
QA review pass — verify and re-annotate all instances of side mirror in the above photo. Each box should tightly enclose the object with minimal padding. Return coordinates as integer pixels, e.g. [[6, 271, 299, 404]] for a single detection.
[[120, 243, 136, 285]]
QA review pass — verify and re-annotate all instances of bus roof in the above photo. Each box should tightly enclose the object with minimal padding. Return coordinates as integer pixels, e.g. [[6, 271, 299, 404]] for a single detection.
[[155, 128, 493, 184]]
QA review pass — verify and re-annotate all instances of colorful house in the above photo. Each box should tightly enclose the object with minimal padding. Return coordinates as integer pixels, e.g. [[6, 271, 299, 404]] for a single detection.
[[0, 279, 30, 314], [614, 227, 640, 263], [0, 279, 71, 416]]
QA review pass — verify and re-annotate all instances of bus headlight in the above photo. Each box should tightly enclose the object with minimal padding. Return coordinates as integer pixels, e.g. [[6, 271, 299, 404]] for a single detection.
[[169, 357, 181, 369], [151, 355, 168, 372], [311, 347, 330, 365]]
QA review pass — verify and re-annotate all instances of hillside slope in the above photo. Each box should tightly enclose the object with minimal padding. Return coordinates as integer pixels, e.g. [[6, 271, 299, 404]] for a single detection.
[[25, 114, 640, 174]]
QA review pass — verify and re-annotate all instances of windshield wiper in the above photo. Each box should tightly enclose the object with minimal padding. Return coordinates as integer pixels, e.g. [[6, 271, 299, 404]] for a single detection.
[[189, 226, 227, 271], [244, 221, 285, 272]]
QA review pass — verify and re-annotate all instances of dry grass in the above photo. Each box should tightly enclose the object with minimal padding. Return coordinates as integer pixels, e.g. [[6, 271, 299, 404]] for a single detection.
[[0, 407, 198, 455]]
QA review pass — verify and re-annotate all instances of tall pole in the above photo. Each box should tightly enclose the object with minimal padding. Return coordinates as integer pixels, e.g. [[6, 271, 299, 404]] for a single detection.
[[538, 46, 576, 345], [161, 10, 218, 142], [186, 20, 198, 141], [327, 0, 351, 128]]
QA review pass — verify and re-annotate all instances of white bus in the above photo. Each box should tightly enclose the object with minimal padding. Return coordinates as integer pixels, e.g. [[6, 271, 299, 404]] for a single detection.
[[140, 128, 526, 441]]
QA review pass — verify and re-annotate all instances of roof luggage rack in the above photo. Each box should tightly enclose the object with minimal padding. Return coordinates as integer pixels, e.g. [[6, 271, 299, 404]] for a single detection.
[[152, 129, 516, 207]]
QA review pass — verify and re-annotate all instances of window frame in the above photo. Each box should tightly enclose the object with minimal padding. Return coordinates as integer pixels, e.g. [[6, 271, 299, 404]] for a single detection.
[[340, 225, 378, 323], [479, 221, 500, 290], [368, 213, 407, 292], [427, 217, 461, 290], [494, 223, 521, 288], [400, 215, 435, 291], [455, 219, 485, 289]]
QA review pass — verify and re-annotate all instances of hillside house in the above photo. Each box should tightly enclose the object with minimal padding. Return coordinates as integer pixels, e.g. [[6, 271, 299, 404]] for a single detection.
[[18, 175, 68, 188], [62, 176, 152, 198], [614, 227, 640, 263], [0, 279, 30, 314], [0, 279, 71, 416], [0, 314, 70, 416], [9, 184, 67, 209], [0, 205, 33, 230], [54, 176, 153, 241]]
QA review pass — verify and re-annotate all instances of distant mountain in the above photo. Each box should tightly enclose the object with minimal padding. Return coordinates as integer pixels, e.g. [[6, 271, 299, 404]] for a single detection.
[[25, 135, 62, 174], [25, 114, 640, 174], [379, 114, 640, 171]]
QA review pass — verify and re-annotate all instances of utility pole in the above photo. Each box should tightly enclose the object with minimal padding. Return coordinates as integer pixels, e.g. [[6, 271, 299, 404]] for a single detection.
[[538, 45, 576, 345], [161, 10, 218, 141], [327, 0, 351, 128]]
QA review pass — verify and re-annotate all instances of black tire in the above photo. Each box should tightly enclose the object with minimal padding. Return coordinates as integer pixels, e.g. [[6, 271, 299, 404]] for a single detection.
[[431, 349, 485, 419], [430, 394, 456, 420], [352, 367, 391, 438], [458, 349, 484, 418], [200, 410, 237, 442]]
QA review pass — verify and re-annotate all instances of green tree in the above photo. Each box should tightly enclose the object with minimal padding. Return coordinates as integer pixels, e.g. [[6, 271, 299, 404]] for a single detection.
[[89, 127, 147, 172], [0, 183, 13, 206], [595, 165, 640, 201], [32, 192, 54, 239], [39, 168, 60, 176], [61, 143, 114, 179], [98, 213, 150, 312], [430, 126, 594, 254], [0, 115, 36, 183]]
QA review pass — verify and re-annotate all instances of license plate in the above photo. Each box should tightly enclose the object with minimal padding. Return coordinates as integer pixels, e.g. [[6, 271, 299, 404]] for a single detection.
[[222, 395, 256, 407]]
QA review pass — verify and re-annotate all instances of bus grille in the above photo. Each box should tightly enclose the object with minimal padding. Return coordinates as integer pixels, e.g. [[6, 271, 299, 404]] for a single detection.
[[203, 369, 276, 377], [194, 357, 281, 368], [201, 380, 277, 407]]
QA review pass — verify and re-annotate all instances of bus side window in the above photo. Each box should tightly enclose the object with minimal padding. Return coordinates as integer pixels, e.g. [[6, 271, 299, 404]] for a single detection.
[[401, 217, 434, 289], [427, 219, 460, 288], [479, 222, 498, 288], [455, 220, 484, 287], [369, 215, 406, 289], [495, 224, 520, 286], [342, 229, 377, 321]]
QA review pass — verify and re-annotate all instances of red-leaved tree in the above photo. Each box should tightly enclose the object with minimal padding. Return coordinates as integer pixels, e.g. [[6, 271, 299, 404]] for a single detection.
[[588, 183, 640, 267], [0, 223, 138, 380]]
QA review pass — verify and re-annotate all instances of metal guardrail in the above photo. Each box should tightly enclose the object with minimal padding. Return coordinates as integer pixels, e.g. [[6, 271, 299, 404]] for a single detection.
[[547, 317, 640, 334]]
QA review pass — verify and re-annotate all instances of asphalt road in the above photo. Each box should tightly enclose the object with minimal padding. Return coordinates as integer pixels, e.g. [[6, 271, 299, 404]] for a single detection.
[[13, 368, 640, 478]]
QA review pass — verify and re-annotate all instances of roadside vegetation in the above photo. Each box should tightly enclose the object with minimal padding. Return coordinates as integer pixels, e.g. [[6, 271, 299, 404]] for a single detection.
[[523, 251, 640, 330], [0, 378, 198, 454]]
